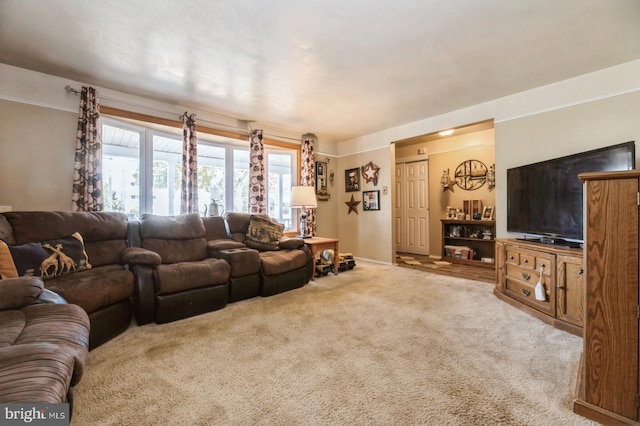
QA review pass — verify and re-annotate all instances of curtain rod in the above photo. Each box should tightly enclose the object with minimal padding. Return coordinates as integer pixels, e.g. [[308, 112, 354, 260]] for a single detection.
[[64, 85, 303, 142]]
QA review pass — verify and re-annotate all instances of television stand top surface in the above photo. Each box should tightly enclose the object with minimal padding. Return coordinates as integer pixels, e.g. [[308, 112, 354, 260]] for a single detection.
[[516, 237, 582, 249]]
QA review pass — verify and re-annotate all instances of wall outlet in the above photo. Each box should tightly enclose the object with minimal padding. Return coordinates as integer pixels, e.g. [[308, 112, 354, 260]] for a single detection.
[[0, 206, 12, 212]]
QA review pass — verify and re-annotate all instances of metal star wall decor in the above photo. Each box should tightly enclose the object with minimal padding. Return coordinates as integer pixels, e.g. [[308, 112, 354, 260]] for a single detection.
[[345, 194, 361, 215]]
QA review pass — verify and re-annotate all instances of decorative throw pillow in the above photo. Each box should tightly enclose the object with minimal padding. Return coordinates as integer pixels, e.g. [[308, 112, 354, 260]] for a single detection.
[[0, 232, 92, 279], [245, 216, 283, 251]]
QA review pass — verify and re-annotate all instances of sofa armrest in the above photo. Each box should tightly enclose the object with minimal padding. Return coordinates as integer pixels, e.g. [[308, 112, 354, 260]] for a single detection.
[[207, 240, 246, 255], [0, 276, 44, 310], [121, 247, 162, 266], [279, 237, 305, 250]]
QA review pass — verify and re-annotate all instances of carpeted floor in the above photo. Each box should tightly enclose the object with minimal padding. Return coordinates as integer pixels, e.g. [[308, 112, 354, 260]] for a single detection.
[[72, 262, 595, 425]]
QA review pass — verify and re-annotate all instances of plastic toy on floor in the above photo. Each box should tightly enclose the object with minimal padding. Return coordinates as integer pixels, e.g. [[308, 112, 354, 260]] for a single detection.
[[314, 250, 356, 277]]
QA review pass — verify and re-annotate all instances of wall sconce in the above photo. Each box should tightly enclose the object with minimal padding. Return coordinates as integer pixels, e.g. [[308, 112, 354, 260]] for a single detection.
[[487, 164, 495, 189], [441, 169, 452, 191]]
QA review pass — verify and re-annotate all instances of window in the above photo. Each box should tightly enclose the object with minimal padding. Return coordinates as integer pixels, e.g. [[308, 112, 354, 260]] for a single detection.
[[101, 118, 297, 230]]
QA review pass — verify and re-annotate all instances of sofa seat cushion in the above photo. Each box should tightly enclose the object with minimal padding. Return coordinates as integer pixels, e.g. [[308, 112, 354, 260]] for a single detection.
[[154, 258, 230, 295], [44, 265, 134, 315], [259, 250, 307, 276], [0, 343, 76, 403]]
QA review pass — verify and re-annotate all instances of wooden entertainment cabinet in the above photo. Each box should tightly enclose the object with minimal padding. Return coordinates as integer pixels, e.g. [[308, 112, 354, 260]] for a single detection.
[[572, 170, 640, 425], [494, 239, 585, 336]]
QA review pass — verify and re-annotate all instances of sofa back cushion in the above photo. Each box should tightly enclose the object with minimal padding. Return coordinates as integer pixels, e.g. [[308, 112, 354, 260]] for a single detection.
[[1, 211, 129, 267], [0, 215, 15, 245], [202, 216, 229, 241], [139, 214, 207, 263]]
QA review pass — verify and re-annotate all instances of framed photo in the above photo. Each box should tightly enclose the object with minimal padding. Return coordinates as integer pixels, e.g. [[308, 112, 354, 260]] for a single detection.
[[315, 161, 329, 201], [482, 206, 494, 220], [362, 190, 380, 211], [345, 168, 360, 192]]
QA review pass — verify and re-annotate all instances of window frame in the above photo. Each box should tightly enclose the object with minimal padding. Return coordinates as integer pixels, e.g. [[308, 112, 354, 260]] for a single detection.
[[100, 107, 300, 232]]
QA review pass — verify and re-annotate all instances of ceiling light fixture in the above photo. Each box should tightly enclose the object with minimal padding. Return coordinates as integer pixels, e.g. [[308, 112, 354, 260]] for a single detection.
[[439, 129, 455, 137]]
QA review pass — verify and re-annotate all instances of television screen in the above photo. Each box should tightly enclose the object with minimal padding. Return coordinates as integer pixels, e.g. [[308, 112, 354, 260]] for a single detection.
[[507, 141, 635, 243]]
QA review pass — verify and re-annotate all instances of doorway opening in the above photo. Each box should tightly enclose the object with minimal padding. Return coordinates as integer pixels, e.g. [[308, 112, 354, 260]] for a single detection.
[[392, 119, 495, 268]]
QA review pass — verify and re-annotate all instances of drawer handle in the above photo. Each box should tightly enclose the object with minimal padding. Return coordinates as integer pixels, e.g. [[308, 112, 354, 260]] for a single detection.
[[509, 255, 514, 260], [556, 285, 565, 290], [578, 267, 584, 275], [522, 289, 531, 297], [521, 273, 531, 281], [523, 259, 528, 263]]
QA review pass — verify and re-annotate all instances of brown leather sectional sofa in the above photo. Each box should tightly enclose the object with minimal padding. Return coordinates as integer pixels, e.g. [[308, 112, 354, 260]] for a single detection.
[[0, 210, 313, 405]]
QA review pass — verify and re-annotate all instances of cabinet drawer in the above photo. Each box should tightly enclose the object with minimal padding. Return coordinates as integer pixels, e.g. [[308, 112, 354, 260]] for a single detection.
[[504, 246, 553, 272], [505, 249, 519, 266], [505, 266, 553, 316], [506, 264, 541, 284], [505, 277, 553, 315]]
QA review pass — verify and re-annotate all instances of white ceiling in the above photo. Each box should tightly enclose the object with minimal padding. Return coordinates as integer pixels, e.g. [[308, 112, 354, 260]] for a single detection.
[[1, 0, 639, 143]]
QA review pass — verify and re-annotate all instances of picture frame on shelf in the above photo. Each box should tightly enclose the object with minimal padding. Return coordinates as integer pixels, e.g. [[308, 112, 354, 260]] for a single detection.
[[362, 190, 380, 211], [345, 168, 360, 192], [482, 206, 494, 220]]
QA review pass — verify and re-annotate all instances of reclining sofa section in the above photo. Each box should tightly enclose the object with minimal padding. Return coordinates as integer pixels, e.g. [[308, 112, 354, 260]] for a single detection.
[[127, 213, 231, 324], [0, 211, 142, 349]]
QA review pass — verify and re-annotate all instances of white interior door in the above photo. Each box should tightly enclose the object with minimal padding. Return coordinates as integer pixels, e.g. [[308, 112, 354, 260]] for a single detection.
[[395, 164, 406, 253], [404, 161, 429, 255]]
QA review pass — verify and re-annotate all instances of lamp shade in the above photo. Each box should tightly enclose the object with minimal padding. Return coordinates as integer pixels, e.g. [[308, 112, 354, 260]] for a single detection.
[[290, 186, 317, 208]]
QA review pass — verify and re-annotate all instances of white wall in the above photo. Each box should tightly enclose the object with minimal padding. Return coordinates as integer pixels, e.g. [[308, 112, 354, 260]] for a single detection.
[[0, 99, 77, 210], [335, 60, 640, 263], [495, 90, 640, 238], [338, 147, 393, 263], [2, 60, 640, 262]]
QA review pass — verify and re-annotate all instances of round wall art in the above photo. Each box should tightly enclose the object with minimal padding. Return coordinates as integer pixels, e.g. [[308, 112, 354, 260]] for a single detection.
[[454, 159, 488, 190]]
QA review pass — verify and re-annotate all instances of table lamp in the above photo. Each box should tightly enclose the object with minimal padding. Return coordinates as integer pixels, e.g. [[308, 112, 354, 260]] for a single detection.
[[290, 185, 317, 238]]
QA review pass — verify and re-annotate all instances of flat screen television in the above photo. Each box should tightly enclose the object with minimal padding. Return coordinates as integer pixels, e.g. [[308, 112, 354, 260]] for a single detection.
[[507, 141, 635, 246]]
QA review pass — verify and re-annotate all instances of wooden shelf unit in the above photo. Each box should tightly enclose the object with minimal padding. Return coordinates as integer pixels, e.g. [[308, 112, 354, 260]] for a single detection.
[[441, 219, 495, 269]]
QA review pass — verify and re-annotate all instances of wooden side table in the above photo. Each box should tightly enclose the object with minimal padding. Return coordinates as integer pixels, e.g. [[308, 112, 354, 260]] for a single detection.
[[303, 237, 339, 280]]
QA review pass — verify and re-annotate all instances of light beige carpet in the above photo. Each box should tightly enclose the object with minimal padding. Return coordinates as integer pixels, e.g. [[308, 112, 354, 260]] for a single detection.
[[72, 262, 595, 425]]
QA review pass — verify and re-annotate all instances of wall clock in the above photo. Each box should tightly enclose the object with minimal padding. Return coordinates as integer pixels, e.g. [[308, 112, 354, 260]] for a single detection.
[[454, 159, 487, 190]]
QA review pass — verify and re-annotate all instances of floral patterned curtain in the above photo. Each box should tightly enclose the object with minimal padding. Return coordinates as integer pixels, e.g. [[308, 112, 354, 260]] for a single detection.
[[71, 86, 103, 212], [181, 112, 199, 214], [249, 130, 266, 214], [301, 133, 317, 236]]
